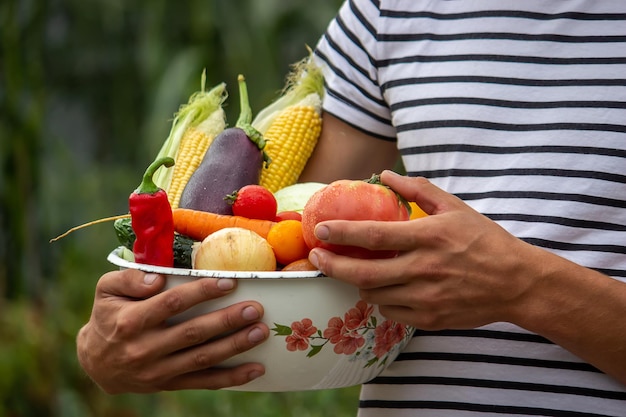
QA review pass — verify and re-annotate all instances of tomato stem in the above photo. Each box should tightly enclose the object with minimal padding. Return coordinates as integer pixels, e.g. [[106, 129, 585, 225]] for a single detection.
[[365, 173, 412, 217]]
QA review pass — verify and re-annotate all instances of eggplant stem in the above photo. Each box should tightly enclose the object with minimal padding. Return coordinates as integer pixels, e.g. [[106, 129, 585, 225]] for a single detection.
[[235, 74, 270, 166]]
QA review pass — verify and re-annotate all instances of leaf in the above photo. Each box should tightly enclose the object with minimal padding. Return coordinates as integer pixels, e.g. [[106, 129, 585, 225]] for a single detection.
[[370, 316, 377, 327], [307, 344, 323, 358], [271, 323, 292, 336], [378, 356, 388, 368], [365, 357, 379, 368]]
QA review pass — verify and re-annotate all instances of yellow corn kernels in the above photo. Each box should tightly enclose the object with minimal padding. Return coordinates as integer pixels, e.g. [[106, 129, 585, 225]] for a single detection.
[[167, 128, 210, 209], [253, 54, 324, 193], [259, 96, 322, 193], [167, 108, 226, 208]]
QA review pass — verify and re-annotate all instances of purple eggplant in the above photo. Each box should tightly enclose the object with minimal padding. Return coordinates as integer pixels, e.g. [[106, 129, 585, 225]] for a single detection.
[[179, 75, 269, 215]]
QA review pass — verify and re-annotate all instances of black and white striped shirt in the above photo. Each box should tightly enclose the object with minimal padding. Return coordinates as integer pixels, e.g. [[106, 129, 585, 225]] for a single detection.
[[314, 1, 626, 415]]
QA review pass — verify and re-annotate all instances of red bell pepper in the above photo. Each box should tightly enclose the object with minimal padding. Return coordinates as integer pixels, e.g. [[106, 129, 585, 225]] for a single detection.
[[129, 156, 175, 267]]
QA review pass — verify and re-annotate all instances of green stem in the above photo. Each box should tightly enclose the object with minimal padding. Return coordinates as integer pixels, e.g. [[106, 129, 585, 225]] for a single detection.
[[235, 74, 270, 166], [365, 173, 412, 216], [135, 156, 175, 194], [236, 74, 252, 127]]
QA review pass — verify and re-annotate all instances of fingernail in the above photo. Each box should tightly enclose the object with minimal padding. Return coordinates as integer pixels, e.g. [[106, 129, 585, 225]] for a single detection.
[[144, 273, 158, 285], [315, 225, 330, 240], [248, 369, 264, 380], [308, 251, 320, 269], [217, 278, 235, 291], [242, 306, 260, 321], [247, 327, 266, 344]]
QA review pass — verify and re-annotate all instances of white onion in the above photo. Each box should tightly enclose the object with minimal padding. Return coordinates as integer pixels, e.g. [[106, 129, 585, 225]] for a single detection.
[[192, 227, 276, 271]]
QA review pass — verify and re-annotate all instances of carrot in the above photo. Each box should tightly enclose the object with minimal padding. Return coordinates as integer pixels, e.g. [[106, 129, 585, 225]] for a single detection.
[[173, 208, 276, 241]]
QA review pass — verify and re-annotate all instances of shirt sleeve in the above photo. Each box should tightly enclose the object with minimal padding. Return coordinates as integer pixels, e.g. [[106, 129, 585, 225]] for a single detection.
[[313, 0, 396, 141]]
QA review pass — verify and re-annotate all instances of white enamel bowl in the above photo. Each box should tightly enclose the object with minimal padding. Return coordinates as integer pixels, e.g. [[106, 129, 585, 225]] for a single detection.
[[107, 247, 414, 392]]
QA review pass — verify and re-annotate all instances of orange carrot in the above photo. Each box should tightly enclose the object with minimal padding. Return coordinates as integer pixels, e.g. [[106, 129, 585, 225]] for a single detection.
[[173, 208, 276, 241]]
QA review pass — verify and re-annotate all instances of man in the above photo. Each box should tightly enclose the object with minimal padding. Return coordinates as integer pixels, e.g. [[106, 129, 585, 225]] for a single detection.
[[78, 1, 626, 415]]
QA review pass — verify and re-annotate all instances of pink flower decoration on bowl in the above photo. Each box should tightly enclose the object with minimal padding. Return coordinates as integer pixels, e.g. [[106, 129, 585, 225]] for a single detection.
[[272, 300, 412, 368], [373, 320, 406, 359], [285, 318, 318, 351]]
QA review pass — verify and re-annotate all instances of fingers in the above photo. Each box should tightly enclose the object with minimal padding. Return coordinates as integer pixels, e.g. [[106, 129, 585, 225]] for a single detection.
[[310, 247, 410, 289], [308, 173, 475, 269], [155, 319, 269, 383], [132, 277, 242, 330], [83, 269, 272, 393], [120, 318, 269, 391], [308, 172, 461, 254], [96, 272, 266, 350], [127, 304, 269, 391], [117, 279, 269, 367], [313, 219, 424, 253], [158, 301, 268, 354], [380, 170, 463, 214], [161, 363, 266, 391]]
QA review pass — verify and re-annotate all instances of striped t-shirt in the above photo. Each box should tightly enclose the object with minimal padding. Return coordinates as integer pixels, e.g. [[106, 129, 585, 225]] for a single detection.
[[313, 1, 626, 416]]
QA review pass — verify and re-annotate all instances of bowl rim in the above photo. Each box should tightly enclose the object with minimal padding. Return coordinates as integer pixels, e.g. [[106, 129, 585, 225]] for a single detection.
[[107, 246, 325, 279]]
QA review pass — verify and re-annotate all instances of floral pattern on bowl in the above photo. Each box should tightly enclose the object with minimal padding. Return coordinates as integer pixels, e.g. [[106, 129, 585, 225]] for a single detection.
[[272, 300, 413, 368]]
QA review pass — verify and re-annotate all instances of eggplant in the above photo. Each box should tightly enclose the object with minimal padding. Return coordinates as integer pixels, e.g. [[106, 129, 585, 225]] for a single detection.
[[179, 75, 269, 214]]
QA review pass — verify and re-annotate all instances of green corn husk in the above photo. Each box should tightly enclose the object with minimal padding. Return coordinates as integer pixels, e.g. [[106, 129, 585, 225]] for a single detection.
[[252, 52, 324, 134], [152, 70, 228, 191]]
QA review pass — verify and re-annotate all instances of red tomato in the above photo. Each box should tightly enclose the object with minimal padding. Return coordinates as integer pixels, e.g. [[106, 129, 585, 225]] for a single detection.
[[228, 185, 277, 221], [275, 210, 302, 222], [301, 178, 409, 259]]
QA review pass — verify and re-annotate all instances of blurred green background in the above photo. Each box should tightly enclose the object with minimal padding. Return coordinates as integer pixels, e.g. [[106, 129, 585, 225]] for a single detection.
[[0, 0, 363, 416]]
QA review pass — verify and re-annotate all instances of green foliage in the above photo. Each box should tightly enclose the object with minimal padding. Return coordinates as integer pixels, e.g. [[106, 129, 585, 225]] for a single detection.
[[0, 0, 358, 415]]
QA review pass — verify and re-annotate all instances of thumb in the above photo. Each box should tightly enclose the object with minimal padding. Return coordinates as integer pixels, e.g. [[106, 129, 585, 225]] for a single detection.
[[380, 170, 458, 215]]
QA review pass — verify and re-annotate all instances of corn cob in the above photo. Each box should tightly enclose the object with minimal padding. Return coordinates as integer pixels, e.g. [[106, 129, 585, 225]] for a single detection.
[[252, 55, 324, 193], [166, 108, 226, 208], [257, 93, 321, 192], [152, 71, 227, 205]]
